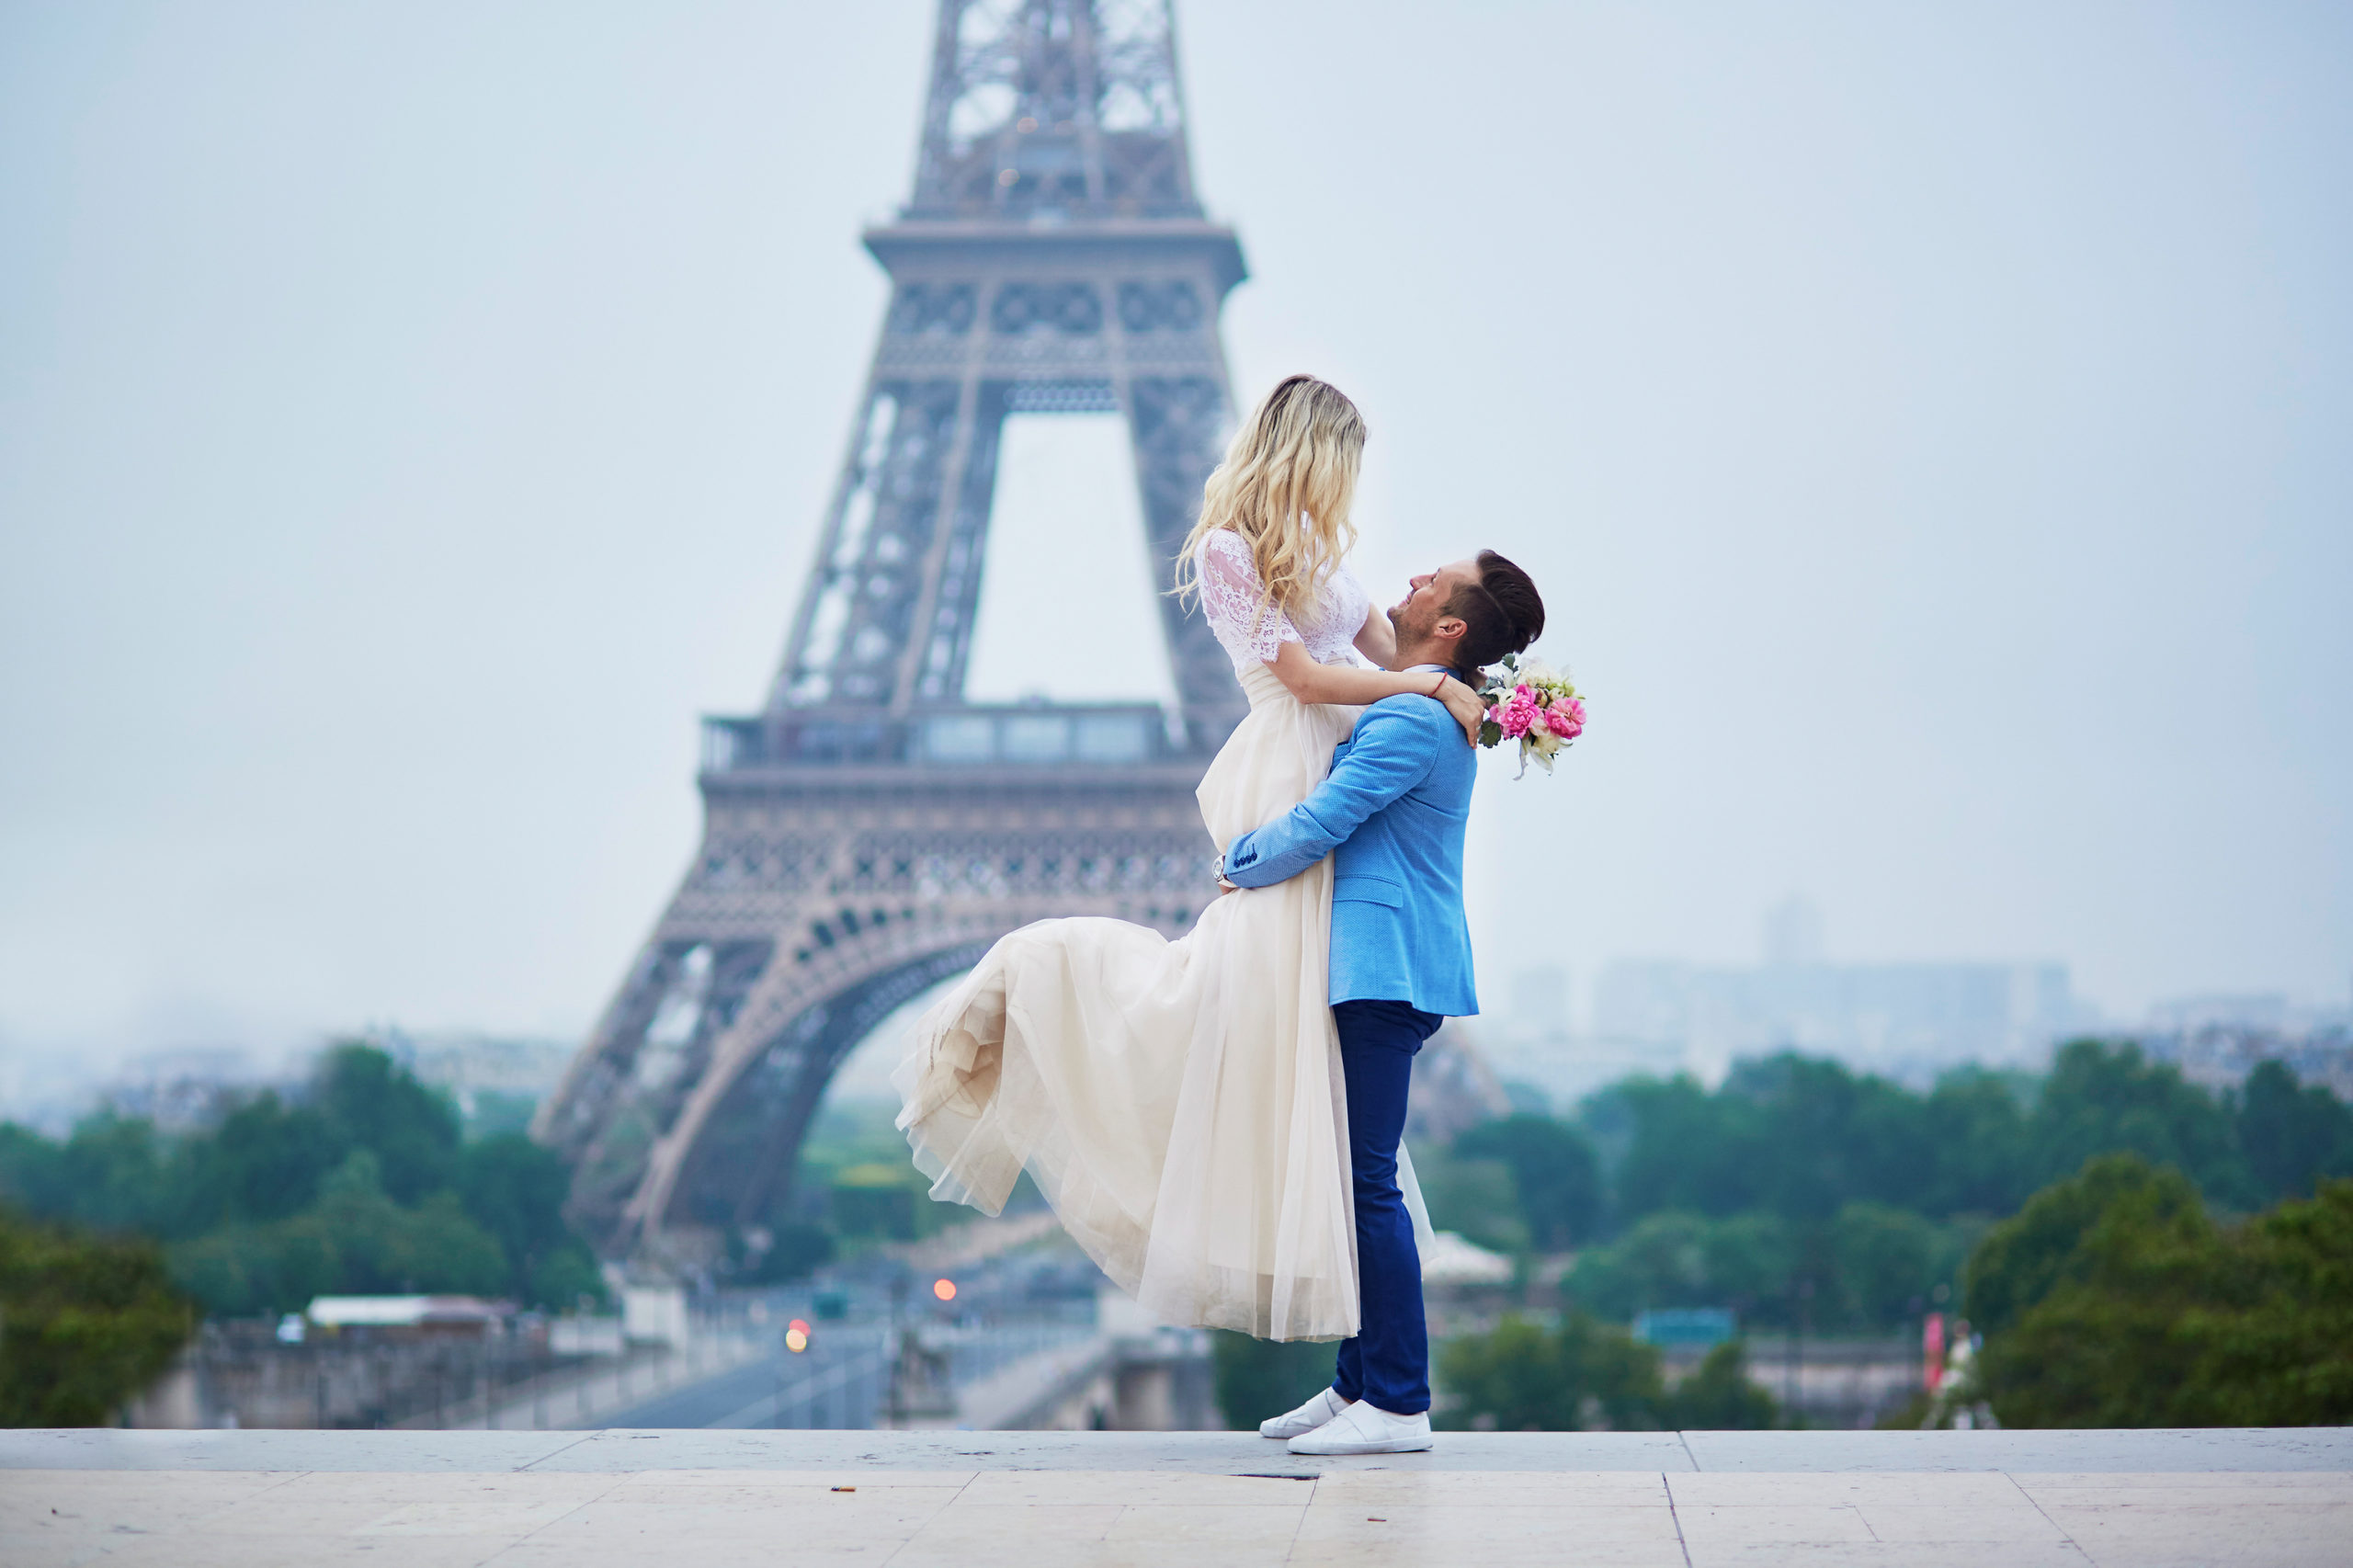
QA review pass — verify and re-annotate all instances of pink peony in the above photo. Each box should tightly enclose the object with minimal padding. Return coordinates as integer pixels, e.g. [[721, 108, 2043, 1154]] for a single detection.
[[1496, 685, 1540, 739], [1546, 696, 1586, 740]]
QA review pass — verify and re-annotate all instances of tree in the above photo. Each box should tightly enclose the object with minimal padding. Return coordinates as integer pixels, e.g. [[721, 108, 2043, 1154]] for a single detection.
[[1564, 1210, 1797, 1327], [183, 1092, 346, 1228], [168, 1151, 511, 1317], [1968, 1154, 2218, 1427], [1211, 1331, 1333, 1431], [2028, 1040, 2255, 1208], [1588, 1074, 1759, 1224], [312, 1043, 462, 1205], [1720, 1054, 1931, 1221], [1411, 1147, 1526, 1255], [1663, 1340, 1780, 1430], [1921, 1068, 2034, 1217], [1829, 1201, 1971, 1332], [2234, 1062, 2353, 1203], [1967, 1154, 2353, 1427], [0, 1208, 193, 1426], [453, 1133, 603, 1306], [1453, 1115, 1604, 1250], [1438, 1315, 1581, 1430], [1437, 1312, 1779, 1431], [2182, 1180, 2353, 1424]]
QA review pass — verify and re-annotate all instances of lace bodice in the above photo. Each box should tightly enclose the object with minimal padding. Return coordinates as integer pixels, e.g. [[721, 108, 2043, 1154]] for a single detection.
[[1194, 528, 1370, 676]]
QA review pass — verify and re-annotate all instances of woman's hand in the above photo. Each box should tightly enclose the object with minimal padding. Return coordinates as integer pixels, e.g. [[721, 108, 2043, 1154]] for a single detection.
[[1435, 675, 1484, 744]]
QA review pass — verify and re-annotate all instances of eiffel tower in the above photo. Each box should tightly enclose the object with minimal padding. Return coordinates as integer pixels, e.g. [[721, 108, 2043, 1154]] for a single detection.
[[534, 0, 1251, 1266]]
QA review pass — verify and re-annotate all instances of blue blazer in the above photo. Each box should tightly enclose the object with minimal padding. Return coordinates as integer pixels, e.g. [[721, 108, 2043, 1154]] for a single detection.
[[1220, 690, 1479, 1017]]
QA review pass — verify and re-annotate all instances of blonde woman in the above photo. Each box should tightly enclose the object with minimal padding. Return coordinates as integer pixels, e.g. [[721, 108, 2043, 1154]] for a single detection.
[[892, 375, 1487, 1343]]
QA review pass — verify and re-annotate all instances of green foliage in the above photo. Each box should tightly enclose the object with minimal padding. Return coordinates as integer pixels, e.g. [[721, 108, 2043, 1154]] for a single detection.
[[1570, 1040, 2297, 1240], [0, 1045, 605, 1317], [1211, 1330, 1334, 1430], [1560, 1203, 1970, 1334], [2235, 1062, 2353, 1202], [1663, 1340, 1781, 1430], [1452, 1115, 1604, 1249], [167, 1151, 511, 1317], [1437, 1312, 1780, 1431], [451, 1133, 601, 1304], [1967, 1154, 2353, 1427], [1830, 1201, 1977, 1329], [1567, 1210, 1790, 1324], [0, 1208, 193, 1426], [1413, 1148, 1527, 1255], [1965, 1153, 2208, 1337], [2028, 1040, 2255, 1208], [2186, 1179, 2353, 1424]]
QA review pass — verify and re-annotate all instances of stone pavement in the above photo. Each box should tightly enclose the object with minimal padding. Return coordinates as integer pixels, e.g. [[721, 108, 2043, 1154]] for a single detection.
[[4, 1426, 2348, 1566]]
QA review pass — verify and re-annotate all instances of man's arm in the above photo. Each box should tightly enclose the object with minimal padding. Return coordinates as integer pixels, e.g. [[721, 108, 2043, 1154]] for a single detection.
[[1220, 700, 1443, 890]]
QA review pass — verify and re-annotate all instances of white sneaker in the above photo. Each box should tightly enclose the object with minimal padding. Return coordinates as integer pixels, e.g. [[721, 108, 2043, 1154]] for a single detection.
[[1259, 1385, 1350, 1439], [1288, 1401, 1433, 1455]]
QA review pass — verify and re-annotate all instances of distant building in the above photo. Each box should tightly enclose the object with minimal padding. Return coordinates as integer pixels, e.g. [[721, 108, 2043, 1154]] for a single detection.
[[2134, 994, 2353, 1099], [370, 1028, 575, 1132], [1591, 957, 2087, 1085], [100, 1048, 275, 1132]]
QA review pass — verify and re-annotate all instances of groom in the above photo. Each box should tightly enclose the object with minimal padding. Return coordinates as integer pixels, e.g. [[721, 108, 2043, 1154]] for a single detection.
[[1216, 550, 1547, 1456]]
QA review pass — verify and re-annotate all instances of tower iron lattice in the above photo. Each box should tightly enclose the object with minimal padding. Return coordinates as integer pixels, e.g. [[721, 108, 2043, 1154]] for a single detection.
[[533, 0, 1250, 1266]]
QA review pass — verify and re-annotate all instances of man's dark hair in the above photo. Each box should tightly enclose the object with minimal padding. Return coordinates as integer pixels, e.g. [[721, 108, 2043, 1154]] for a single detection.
[[1447, 550, 1546, 676]]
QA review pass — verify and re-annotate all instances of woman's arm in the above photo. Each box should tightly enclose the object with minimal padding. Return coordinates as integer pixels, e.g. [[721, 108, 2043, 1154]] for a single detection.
[[1264, 641, 1483, 743], [1352, 600, 1399, 669]]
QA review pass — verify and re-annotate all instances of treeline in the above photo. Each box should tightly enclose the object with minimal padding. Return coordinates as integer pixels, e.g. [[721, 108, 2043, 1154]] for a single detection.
[[1964, 1153, 2353, 1427], [0, 1044, 603, 1317], [1417, 1040, 2353, 1334]]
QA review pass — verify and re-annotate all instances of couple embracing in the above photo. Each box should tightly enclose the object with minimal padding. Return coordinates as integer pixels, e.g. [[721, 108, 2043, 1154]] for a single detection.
[[893, 374, 1547, 1455]]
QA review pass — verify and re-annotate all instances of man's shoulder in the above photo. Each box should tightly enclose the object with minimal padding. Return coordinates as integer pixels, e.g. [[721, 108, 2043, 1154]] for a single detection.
[[1345, 692, 1459, 769], [1360, 690, 1454, 733]]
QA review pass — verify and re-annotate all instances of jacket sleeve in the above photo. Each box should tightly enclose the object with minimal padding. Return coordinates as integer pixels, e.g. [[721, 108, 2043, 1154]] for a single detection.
[[1220, 699, 1442, 889]]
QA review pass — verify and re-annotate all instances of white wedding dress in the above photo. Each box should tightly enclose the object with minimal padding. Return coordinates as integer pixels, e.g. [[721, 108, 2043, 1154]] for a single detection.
[[893, 528, 1429, 1341]]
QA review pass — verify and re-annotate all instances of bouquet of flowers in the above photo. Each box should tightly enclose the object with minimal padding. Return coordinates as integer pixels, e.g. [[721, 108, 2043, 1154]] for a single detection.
[[1478, 653, 1586, 777]]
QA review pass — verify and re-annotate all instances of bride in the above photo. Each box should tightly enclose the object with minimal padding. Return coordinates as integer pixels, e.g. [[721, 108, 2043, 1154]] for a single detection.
[[892, 375, 1483, 1340]]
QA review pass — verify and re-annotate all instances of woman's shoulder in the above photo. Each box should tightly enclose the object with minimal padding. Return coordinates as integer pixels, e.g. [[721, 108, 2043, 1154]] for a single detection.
[[1196, 526, 1252, 564]]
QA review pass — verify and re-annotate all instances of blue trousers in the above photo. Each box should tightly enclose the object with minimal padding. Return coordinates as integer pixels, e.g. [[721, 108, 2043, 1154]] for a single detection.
[[1330, 997, 1442, 1415]]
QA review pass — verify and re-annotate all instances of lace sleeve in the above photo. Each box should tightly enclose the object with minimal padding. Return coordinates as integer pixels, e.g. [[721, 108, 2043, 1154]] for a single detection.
[[1196, 529, 1304, 665]]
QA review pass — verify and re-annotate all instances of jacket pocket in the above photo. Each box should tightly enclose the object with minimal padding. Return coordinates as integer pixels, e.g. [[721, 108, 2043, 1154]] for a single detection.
[[1332, 873, 1404, 908]]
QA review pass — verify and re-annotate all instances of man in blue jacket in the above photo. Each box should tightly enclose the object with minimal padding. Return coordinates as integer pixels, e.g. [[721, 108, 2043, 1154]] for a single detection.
[[1220, 550, 1547, 1455]]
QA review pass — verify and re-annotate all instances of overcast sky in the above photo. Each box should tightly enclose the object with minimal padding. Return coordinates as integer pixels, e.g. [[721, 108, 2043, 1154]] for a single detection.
[[3, 1, 2348, 1102]]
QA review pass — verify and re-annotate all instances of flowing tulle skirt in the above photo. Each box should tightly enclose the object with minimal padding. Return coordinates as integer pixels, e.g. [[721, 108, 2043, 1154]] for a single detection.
[[892, 664, 1424, 1341]]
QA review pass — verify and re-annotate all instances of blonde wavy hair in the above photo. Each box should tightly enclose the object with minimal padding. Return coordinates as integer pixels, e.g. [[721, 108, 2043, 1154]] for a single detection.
[[1176, 374, 1366, 624]]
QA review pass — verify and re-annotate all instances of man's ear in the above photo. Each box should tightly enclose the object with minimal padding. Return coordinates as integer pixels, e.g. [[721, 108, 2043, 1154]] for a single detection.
[[1429, 615, 1468, 649]]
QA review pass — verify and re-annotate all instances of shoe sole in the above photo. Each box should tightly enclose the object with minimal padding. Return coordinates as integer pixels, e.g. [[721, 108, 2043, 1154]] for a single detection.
[[1287, 1439, 1434, 1455]]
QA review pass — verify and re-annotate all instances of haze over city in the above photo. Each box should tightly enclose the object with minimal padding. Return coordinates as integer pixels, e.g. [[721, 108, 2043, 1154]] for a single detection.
[[3, 0, 2348, 1105]]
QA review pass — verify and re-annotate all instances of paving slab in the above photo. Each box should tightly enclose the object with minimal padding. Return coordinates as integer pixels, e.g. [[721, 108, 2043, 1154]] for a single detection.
[[1681, 1426, 2353, 1472], [6, 1426, 2349, 1567], [0, 1429, 591, 1473]]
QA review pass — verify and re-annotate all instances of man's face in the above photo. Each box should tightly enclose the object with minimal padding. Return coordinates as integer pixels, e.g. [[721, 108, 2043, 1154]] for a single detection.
[[1388, 557, 1482, 644]]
